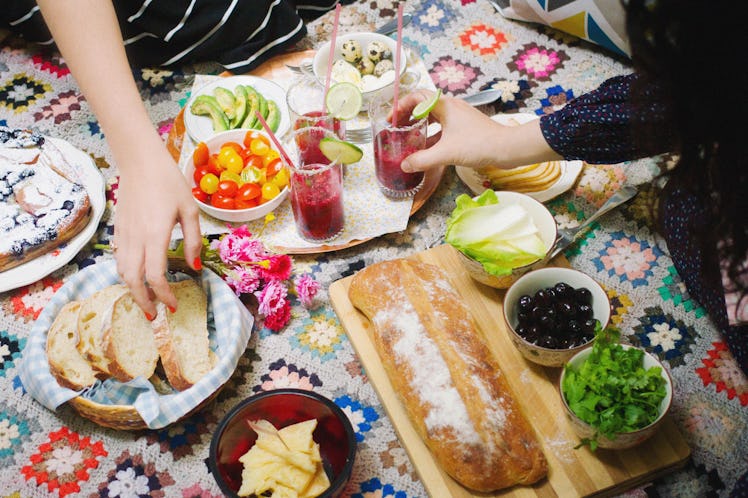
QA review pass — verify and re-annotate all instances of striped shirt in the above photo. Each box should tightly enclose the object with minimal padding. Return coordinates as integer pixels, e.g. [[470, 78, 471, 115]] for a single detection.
[[1, 0, 342, 72]]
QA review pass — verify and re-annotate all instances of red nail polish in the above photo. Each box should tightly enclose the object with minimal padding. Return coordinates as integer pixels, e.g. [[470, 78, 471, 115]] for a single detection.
[[193, 257, 203, 270], [168, 306, 176, 313], [145, 312, 154, 321]]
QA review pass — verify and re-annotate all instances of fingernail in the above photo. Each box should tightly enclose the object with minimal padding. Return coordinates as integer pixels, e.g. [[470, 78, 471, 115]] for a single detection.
[[168, 305, 176, 313], [144, 312, 154, 321], [401, 161, 411, 172], [193, 257, 203, 270]]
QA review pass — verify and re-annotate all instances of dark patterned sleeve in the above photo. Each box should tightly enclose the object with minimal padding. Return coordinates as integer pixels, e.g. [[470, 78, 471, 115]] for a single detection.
[[539, 74, 676, 164]]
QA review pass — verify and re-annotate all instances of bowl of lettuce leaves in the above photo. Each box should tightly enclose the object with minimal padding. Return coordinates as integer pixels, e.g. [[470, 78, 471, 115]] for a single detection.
[[446, 190, 557, 288], [560, 327, 672, 450]]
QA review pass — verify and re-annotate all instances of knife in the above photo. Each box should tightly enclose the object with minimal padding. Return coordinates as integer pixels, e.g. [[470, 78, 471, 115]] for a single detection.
[[375, 13, 412, 36]]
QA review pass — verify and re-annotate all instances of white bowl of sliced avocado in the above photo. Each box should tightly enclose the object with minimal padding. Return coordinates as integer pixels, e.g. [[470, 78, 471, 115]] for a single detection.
[[184, 75, 290, 143]]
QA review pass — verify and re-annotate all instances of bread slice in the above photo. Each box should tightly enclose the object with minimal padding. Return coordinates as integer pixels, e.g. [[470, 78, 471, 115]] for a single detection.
[[103, 292, 160, 382], [46, 301, 98, 390], [76, 284, 128, 375], [153, 279, 213, 391]]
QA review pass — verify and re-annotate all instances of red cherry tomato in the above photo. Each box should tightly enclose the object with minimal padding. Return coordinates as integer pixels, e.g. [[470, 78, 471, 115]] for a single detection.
[[237, 183, 261, 201], [208, 154, 223, 173], [244, 130, 270, 148], [235, 198, 259, 209], [193, 166, 212, 186], [193, 142, 209, 167], [211, 194, 235, 210], [217, 180, 239, 197], [244, 154, 264, 170], [265, 158, 283, 177], [192, 186, 209, 203]]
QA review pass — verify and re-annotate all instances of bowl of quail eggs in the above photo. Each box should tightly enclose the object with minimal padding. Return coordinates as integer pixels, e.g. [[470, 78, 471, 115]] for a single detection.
[[313, 32, 409, 105]]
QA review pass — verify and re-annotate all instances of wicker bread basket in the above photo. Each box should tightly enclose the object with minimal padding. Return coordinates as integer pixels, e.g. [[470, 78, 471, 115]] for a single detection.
[[67, 384, 224, 430]]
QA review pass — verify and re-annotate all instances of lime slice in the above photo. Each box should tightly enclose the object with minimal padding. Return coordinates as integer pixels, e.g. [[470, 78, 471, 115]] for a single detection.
[[411, 89, 442, 120], [325, 82, 363, 121], [319, 137, 364, 164]]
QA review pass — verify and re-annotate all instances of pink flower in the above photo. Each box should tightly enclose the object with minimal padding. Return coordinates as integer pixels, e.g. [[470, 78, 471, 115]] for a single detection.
[[261, 254, 293, 281], [225, 266, 261, 295], [264, 300, 291, 331], [212, 225, 268, 263], [295, 274, 320, 308], [255, 279, 288, 317]]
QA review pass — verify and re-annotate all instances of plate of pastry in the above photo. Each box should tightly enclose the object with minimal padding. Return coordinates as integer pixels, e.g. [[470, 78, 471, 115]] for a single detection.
[[455, 113, 583, 202], [0, 128, 106, 293]]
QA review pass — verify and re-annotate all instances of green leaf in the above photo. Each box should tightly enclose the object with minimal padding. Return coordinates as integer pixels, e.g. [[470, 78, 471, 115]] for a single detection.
[[445, 190, 546, 277], [561, 326, 668, 450]]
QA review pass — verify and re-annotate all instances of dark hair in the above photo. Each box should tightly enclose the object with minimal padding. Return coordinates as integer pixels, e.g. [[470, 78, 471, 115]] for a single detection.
[[625, 0, 747, 312]]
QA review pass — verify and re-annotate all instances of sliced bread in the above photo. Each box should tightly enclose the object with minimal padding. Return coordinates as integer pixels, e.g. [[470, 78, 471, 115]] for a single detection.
[[103, 292, 160, 382], [46, 301, 99, 390], [153, 279, 213, 391], [76, 284, 128, 375]]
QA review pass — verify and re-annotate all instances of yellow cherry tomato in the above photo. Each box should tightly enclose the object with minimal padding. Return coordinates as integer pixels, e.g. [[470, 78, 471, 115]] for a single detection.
[[272, 167, 289, 188], [261, 182, 280, 200], [199, 173, 219, 194], [262, 149, 280, 166], [249, 138, 270, 156], [218, 147, 244, 174], [220, 170, 243, 186], [241, 165, 265, 185]]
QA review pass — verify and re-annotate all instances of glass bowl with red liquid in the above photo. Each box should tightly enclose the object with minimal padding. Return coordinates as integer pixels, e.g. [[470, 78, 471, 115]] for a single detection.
[[209, 388, 357, 498]]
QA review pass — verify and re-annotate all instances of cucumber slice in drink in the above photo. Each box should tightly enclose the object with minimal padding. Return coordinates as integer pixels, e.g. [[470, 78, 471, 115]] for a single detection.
[[319, 137, 363, 164], [411, 89, 441, 120], [325, 82, 363, 121]]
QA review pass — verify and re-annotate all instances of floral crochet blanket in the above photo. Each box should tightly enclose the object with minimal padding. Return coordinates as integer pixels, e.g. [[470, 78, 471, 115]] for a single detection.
[[1, 1, 746, 497]]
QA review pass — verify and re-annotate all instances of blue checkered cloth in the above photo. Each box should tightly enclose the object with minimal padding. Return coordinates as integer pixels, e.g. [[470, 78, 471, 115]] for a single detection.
[[18, 260, 254, 429]]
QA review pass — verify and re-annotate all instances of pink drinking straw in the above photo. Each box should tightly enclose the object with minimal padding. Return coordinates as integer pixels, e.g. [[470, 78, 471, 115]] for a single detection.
[[391, 3, 404, 126], [254, 111, 294, 169], [323, 4, 342, 107]]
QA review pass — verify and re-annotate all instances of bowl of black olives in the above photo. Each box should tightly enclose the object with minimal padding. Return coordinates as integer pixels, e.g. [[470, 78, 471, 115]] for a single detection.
[[503, 267, 611, 367]]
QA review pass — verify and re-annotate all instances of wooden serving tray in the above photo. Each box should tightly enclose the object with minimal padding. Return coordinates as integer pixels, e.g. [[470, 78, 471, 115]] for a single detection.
[[329, 244, 690, 497]]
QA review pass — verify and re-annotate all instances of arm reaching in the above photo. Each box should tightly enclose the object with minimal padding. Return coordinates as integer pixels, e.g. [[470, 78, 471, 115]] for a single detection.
[[398, 91, 562, 173], [36, 0, 203, 317]]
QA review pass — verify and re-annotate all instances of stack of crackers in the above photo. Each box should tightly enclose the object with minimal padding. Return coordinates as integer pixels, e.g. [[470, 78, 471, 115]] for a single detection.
[[477, 161, 562, 193]]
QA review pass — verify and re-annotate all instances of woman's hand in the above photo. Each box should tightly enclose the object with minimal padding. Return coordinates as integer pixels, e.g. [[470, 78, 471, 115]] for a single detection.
[[113, 134, 203, 317], [397, 91, 562, 173]]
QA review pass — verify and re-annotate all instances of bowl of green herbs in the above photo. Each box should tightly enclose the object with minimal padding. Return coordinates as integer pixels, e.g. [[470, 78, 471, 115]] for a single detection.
[[559, 327, 672, 450]]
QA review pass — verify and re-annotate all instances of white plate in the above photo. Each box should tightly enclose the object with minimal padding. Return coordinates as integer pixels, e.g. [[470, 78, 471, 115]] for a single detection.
[[455, 113, 583, 203], [0, 137, 106, 293], [184, 75, 291, 144]]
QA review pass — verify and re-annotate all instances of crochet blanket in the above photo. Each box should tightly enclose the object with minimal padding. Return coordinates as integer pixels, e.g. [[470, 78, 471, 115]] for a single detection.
[[1, 1, 745, 496]]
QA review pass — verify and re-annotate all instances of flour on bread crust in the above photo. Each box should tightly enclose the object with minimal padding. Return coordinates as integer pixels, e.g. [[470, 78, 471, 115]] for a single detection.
[[348, 259, 548, 492]]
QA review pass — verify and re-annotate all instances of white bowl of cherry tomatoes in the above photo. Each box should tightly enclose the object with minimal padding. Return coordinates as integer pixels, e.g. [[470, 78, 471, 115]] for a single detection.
[[184, 129, 289, 222]]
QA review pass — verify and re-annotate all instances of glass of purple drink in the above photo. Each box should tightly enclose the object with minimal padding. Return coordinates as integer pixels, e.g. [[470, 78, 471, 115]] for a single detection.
[[286, 77, 346, 143], [368, 92, 426, 198], [285, 127, 345, 243]]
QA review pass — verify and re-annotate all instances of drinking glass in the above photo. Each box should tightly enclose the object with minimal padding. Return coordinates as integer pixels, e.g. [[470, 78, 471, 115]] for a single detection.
[[368, 92, 426, 198], [286, 77, 346, 142], [285, 127, 345, 243]]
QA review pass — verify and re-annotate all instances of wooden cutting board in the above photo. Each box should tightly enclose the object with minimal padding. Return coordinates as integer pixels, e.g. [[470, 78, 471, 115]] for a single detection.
[[329, 244, 691, 497]]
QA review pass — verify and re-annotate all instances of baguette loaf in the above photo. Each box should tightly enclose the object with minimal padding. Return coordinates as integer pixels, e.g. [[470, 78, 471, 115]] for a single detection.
[[46, 301, 98, 390], [152, 279, 214, 391], [348, 259, 548, 492]]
